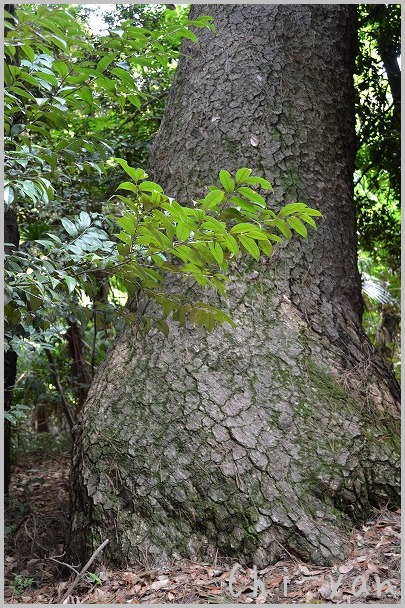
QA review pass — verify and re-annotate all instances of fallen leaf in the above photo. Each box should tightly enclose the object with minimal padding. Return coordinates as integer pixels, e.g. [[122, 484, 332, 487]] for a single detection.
[[375, 538, 392, 549], [299, 565, 324, 576], [150, 579, 169, 591], [339, 563, 354, 574], [255, 594, 267, 603], [268, 575, 284, 587]]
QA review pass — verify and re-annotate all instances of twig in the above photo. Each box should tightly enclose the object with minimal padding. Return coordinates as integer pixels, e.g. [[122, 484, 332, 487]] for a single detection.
[[46, 557, 80, 576], [58, 539, 109, 604], [274, 539, 300, 564], [45, 348, 75, 432], [91, 308, 97, 379]]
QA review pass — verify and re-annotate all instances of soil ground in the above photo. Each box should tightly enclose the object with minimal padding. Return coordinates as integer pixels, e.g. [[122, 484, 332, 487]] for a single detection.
[[4, 450, 401, 604]]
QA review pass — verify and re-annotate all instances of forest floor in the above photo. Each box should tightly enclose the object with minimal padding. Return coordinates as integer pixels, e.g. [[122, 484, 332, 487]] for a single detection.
[[4, 450, 401, 604]]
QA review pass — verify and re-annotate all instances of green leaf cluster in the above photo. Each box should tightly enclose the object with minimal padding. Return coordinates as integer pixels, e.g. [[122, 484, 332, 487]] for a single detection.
[[105, 163, 321, 330], [5, 164, 321, 338]]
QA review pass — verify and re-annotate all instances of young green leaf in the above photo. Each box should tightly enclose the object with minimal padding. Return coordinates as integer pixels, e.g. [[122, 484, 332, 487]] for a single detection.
[[229, 196, 257, 215], [274, 219, 292, 239], [97, 55, 115, 73], [278, 202, 309, 217], [258, 239, 274, 257], [176, 221, 192, 242], [117, 182, 139, 194], [300, 208, 322, 217], [219, 170, 235, 193], [237, 187, 266, 208], [235, 167, 252, 184], [202, 189, 225, 210], [117, 215, 137, 235], [230, 222, 261, 235], [115, 158, 145, 182], [223, 234, 240, 256], [299, 213, 317, 229], [286, 216, 308, 238], [139, 181, 163, 193], [208, 241, 224, 266], [238, 235, 260, 260], [243, 176, 273, 189]]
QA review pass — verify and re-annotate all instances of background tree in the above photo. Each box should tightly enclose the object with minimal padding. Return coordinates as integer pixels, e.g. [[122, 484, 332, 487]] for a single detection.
[[355, 3, 400, 264], [355, 4, 401, 382], [68, 5, 400, 568]]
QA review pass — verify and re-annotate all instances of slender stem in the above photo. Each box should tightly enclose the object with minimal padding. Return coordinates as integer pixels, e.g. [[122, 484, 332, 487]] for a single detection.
[[58, 539, 109, 604], [45, 348, 75, 432], [91, 308, 97, 379]]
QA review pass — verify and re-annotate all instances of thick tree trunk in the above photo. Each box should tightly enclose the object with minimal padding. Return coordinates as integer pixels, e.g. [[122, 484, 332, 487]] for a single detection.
[[69, 5, 400, 567]]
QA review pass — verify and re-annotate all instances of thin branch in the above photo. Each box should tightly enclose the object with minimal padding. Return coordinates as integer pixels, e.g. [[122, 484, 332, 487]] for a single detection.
[[45, 348, 75, 432], [46, 557, 80, 576], [57, 539, 109, 604], [118, 89, 168, 129], [91, 310, 97, 379]]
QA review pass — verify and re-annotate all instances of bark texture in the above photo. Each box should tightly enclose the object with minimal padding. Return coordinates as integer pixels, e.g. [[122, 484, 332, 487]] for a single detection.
[[69, 5, 400, 568]]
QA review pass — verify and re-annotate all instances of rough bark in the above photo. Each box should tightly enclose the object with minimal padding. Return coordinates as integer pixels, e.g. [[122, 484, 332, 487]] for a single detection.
[[4, 208, 19, 495], [69, 5, 400, 568]]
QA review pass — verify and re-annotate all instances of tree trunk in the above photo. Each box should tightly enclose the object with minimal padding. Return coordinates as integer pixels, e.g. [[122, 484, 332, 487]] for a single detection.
[[66, 320, 92, 411], [4, 208, 19, 495], [69, 5, 400, 568]]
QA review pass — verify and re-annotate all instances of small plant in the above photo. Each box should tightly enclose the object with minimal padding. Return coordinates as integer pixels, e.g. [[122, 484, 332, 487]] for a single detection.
[[4, 403, 31, 425], [86, 571, 103, 585], [10, 574, 34, 595]]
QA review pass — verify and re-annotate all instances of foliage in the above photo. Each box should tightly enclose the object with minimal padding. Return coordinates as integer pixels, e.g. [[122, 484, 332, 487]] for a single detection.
[[355, 5, 400, 267], [4, 402, 31, 426], [359, 251, 400, 380], [354, 4, 400, 381], [3, 2, 215, 441], [86, 572, 103, 585], [10, 574, 34, 595], [5, 165, 321, 342], [4, 4, 214, 221]]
